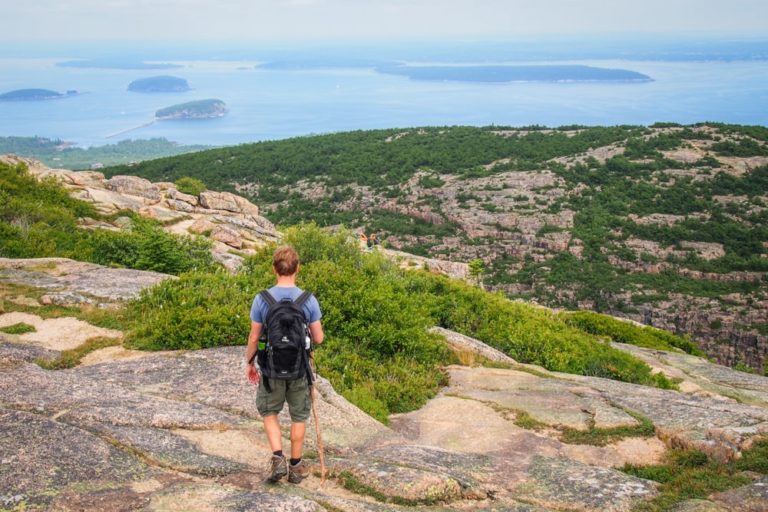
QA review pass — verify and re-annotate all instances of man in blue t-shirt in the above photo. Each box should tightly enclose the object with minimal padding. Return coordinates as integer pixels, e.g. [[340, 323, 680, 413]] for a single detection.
[[245, 246, 324, 484]]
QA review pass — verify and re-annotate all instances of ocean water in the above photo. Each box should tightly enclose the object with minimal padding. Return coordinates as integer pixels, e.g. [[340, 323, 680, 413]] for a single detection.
[[0, 56, 766, 147]]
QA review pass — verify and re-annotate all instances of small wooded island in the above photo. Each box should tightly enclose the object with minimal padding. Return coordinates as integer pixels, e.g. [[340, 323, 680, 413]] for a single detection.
[[155, 99, 228, 120], [128, 76, 191, 93], [0, 88, 79, 101]]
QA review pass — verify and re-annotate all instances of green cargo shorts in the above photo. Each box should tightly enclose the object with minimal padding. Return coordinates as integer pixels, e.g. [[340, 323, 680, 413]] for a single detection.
[[256, 377, 311, 422]]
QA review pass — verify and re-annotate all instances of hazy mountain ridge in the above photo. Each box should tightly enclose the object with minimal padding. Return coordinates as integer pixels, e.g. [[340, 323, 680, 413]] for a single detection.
[[105, 123, 768, 373]]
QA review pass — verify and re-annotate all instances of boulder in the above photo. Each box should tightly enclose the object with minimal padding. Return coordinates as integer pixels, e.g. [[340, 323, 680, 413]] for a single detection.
[[187, 218, 216, 235], [198, 190, 237, 211], [67, 170, 106, 188], [211, 225, 243, 249], [78, 187, 146, 214], [105, 175, 161, 202], [138, 205, 189, 224], [168, 188, 199, 206], [169, 199, 195, 212]]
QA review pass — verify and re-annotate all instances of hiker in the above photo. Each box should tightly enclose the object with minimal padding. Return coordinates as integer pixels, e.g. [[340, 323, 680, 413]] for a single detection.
[[245, 245, 324, 484]]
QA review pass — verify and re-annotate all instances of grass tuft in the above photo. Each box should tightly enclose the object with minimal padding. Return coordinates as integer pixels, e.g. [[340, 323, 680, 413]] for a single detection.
[[0, 322, 36, 335], [559, 410, 655, 447], [36, 336, 121, 370]]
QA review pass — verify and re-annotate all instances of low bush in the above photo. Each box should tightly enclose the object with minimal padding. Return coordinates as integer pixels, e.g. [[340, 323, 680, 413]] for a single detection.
[[175, 176, 207, 196], [88, 218, 217, 275], [562, 311, 702, 355], [0, 160, 96, 258], [125, 224, 666, 420]]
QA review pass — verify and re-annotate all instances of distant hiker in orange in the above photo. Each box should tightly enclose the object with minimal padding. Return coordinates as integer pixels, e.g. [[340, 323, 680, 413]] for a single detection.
[[245, 246, 324, 484]]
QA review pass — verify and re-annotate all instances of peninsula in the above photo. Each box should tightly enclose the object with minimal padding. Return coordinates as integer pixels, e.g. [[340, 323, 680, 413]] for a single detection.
[[376, 64, 653, 83], [128, 76, 191, 93], [155, 99, 227, 120]]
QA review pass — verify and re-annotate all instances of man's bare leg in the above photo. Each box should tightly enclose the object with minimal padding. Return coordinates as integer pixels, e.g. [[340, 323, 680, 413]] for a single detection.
[[290, 422, 306, 459], [264, 415, 283, 452]]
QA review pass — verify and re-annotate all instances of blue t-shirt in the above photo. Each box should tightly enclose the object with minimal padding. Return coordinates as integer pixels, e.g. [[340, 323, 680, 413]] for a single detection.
[[250, 286, 322, 325]]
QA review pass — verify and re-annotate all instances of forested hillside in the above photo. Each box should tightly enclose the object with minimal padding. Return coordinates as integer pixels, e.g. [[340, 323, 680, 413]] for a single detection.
[[105, 123, 768, 372], [0, 136, 208, 170]]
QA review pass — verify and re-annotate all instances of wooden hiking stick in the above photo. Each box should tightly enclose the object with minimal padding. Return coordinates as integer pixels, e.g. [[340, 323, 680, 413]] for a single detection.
[[309, 354, 327, 484]]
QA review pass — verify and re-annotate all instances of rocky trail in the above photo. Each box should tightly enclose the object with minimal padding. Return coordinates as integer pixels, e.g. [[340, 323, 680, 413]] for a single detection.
[[1, 259, 768, 511]]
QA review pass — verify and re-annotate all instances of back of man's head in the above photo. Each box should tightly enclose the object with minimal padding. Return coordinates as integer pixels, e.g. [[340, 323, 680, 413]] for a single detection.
[[273, 245, 299, 276]]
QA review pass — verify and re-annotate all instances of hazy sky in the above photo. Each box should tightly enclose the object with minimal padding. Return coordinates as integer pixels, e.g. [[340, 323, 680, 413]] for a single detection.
[[3, 0, 767, 42]]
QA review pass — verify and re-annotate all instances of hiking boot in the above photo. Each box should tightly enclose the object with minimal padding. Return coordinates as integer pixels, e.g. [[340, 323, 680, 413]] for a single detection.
[[266, 454, 287, 483], [287, 460, 309, 484]]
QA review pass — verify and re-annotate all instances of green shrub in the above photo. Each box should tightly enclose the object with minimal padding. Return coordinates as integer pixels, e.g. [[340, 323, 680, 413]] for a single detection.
[[89, 218, 217, 275], [125, 271, 267, 351], [341, 386, 390, 424], [408, 273, 657, 384], [175, 176, 207, 196], [562, 310, 703, 355], [124, 224, 670, 419], [0, 160, 96, 258]]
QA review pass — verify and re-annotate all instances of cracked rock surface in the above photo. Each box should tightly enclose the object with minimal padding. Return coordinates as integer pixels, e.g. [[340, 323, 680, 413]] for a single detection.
[[2, 259, 768, 510]]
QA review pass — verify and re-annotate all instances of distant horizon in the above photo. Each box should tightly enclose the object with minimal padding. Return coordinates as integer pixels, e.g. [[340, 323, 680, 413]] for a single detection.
[[2, 35, 767, 61], [3, 0, 767, 43]]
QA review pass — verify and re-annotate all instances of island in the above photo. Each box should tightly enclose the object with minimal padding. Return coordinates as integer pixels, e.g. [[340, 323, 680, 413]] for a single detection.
[[376, 64, 652, 83], [155, 99, 228, 120], [128, 76, 191, 93], [0, 88, 79, 101]]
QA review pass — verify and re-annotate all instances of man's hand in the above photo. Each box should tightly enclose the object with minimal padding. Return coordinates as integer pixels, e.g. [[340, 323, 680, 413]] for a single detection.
[[246, 364, 260, 385]]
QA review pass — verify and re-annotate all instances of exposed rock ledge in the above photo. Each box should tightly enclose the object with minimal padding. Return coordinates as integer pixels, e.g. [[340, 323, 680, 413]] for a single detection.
[[1, 257, 767, 511], [3, 155, 474, 278], [1, 155, 280, 271]]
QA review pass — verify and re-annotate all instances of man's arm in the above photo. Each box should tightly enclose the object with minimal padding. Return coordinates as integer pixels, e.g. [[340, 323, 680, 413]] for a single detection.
[[308, 320, 324, 345], [245, 321, 262, 364]]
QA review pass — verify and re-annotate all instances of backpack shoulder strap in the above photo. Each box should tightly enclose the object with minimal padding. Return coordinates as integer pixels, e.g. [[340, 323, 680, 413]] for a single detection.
[[294, 290, 313, 309], [259, 290, 279, 326], [259, 290, 278, 307]]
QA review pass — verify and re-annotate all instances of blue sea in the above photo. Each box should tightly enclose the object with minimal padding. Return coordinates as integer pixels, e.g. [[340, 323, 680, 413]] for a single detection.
[[1, 40, 767, 147]]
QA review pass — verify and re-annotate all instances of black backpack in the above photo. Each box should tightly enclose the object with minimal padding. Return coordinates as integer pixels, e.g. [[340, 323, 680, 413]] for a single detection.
[[257, 290, 313, 389]]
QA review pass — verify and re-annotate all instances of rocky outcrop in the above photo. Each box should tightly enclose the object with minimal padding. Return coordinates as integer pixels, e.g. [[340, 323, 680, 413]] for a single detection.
[[1, 155, 280, 271], [383, 249, 470, 281], [104, 175, 161, 202], [2, 258, 768, 511], [0, 257, 173, 305]]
